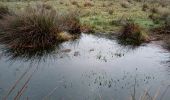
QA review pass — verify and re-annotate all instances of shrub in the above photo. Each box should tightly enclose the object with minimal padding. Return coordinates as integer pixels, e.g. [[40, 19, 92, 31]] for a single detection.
[[0, 4, 62, 49], [0, 4, 10, 19], [118, 21, 149, 45]]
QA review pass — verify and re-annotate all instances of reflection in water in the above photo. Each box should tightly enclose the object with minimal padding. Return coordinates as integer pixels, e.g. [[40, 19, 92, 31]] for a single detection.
[[1, 45, 59, 62], [0, 35, 82, 100], [0, 34, 170, 100]]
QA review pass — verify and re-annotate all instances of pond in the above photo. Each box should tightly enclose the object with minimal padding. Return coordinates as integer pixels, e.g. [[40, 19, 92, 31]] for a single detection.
[[0, 34, 170, 100]]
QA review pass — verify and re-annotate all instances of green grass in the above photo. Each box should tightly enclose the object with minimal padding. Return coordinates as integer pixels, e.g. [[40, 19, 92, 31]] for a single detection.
[[1, 0, 170, 34]]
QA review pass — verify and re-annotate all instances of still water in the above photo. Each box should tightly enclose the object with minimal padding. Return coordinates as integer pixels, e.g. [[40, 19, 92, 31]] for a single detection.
[[0, 34, 170, 100]]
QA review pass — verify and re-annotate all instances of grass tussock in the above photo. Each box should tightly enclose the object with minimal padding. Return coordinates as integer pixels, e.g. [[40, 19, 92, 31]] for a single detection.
[[119, 21, 149, 45], [0, 4, 82, 49], [0, 3, 84, 49], [0, 4, 10, 19]]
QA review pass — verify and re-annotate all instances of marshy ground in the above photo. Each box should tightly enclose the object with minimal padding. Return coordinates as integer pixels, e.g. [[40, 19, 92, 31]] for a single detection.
[[0, 0, 170, 100]]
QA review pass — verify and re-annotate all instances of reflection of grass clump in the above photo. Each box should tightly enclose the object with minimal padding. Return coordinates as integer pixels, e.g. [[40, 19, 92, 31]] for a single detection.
[[2, 45, 58, 61], [118, 21, 149, 45]]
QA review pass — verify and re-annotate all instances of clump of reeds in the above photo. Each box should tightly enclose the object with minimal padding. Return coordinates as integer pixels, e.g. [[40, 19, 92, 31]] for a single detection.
[[0, 3, 88, 51], [118, 21, 149, 45], [0, 4, 62, 49]]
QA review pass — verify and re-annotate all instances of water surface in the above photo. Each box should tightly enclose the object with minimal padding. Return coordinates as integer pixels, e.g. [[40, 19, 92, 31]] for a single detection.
[[0, 34, 170, 100]]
